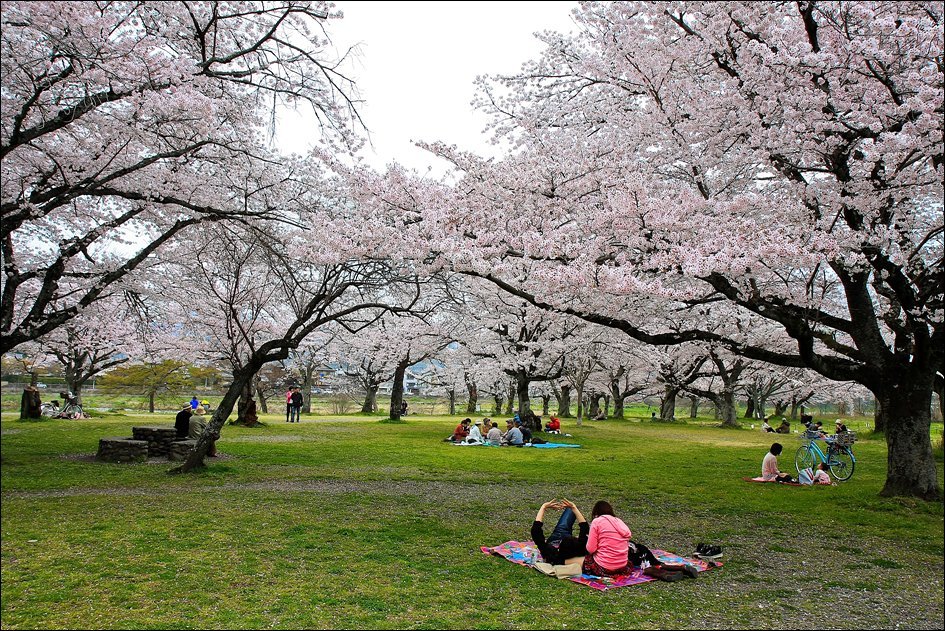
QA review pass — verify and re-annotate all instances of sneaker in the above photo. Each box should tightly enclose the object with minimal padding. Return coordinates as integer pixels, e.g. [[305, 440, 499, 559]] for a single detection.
[[694, 543, 708, 555], [699, 545, 723, 560]]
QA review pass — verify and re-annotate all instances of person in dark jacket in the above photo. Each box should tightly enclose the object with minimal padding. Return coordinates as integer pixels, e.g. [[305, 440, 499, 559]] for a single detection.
[[530, 499, 590, 566], [175, 403, 193, 439], [289, 387, 303, 423]]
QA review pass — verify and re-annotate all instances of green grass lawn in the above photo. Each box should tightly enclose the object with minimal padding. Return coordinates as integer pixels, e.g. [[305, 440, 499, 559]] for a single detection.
[[1, 412, 942, 629]]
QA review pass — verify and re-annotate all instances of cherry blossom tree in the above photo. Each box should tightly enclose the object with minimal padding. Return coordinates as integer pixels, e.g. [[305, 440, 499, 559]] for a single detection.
[[39, 297, 140, 403], [392, 2, 941, 499], [1, 1, 361, 354]]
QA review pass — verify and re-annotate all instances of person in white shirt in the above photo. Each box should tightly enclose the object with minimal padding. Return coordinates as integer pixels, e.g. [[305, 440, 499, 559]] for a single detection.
[[466, 420, 484, 444], [485, 420, 502, 445]]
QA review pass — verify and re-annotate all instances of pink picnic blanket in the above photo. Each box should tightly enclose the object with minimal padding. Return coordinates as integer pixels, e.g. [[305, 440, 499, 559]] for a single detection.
[[744, 476, 803, 487], [480, 540, 719, 591]]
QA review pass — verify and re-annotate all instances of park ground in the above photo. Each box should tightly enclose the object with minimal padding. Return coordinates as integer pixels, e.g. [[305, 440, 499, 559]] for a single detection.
[[1, 407, 943, 630]]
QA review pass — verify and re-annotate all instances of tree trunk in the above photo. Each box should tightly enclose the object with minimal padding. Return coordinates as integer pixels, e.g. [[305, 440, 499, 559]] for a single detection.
[[493, 393, 504, 415], [173, 368, 251, 473], [612, 395, 625, 419], [361, 385, 378, 414], [774, 400, 787, 416], [718, 389, 739, 428], [660, 386, 678, 421], [874, 393, 888, 434], [448, 388, 456, 416], [558, 385, 572, 417], [604, 394, 611, 417], [744, 397, 755, 419], [234, 379, 260, 426], [255, 381, 269, 414], [588, 395, 601, 419], [302, 365, 314, 413], [575, 385, 584, 427], [388, 359, 409, 421], [541, 394, 550, 416], [19, 386, 41, 419], [689, 396, 699, 419], [505, 382, 515, 415], [516, 374, 531, 416], [466, 378, 478, 413], [149, 390, 155, 414], [877, 375, 940, 500]]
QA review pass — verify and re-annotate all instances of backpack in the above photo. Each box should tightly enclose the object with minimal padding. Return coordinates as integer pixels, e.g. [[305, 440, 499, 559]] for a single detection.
[[798, 467, 814, 485]]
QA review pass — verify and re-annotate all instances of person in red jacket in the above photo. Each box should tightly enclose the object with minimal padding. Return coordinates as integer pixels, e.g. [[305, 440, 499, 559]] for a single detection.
[[450, 418, 471, 442], [544, 416, 561, 433]]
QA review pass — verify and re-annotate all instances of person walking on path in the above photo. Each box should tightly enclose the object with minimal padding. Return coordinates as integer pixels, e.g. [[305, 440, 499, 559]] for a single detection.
[[289, 387, 303, 423]]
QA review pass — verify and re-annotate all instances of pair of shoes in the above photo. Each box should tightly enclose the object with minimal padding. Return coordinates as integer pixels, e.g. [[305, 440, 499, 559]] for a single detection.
[[695, 545, 723, 560]]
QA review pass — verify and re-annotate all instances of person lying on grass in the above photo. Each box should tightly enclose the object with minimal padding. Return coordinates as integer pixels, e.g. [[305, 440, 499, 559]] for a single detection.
[[531, 499, 589, 566]]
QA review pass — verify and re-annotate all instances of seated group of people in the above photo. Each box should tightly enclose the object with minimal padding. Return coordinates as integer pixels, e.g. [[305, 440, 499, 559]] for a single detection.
[[761, 417, 792, 434], [175, 403, 218, 456], [530, 499, 697, 581], [448, 414, 563, 446]]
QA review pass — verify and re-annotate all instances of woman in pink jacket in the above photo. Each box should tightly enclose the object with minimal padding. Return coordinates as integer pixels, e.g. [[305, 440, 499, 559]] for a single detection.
[[582, 500, 633, 576]]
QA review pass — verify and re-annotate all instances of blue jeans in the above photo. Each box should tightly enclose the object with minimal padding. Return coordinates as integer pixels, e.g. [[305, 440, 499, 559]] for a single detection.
[[549, 508, 576, 546], [289, 405, 301, 422]]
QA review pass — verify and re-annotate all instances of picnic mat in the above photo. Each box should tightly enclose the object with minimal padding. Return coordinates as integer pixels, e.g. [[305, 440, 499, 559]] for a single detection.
[[744, 476, 803, 487], [481, 540, 719, 591], [529, 442, 582, 449]]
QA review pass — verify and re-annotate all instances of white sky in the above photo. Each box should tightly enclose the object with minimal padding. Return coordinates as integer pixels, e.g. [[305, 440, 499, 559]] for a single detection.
[[278, 1, 579, 175]]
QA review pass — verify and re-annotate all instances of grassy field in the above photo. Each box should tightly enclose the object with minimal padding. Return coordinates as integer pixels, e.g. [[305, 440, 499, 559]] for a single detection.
[[1, 411, 942, 630]]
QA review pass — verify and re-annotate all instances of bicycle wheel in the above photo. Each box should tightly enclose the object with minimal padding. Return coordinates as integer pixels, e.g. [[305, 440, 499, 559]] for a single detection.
[[829, 447, 855, 481], [795, 444, 816, 473]]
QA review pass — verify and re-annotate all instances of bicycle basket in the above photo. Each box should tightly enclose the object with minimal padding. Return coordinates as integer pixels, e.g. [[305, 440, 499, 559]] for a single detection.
[[834, 432, 856, 446]]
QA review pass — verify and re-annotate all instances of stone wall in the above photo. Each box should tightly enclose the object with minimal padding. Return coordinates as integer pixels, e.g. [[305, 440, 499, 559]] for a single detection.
[[132, 426, 178, 458], [96, 437, 148, 463]]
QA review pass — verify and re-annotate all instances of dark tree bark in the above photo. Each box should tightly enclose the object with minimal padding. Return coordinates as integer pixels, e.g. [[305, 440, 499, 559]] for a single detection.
[[465, 375, 478, 413], [558, 384, 572, 417], [878, 372, 938, 500], [19, 386, 41, 419], [361, 385, 378, 414], [744, 397, 755, 419], [148, 391, 155, 414], [660, 386, 679, 421], [504, 381, 515, 415], [388, 358, 410, 421], [515, 372, 532, 416], [874, 392, 888, 434], [493, 393, 504, 415], [233, 379, 261, 426], [689, 396, 699, 418], [448, 388, 456, 416], [541, 394, 550, 416]]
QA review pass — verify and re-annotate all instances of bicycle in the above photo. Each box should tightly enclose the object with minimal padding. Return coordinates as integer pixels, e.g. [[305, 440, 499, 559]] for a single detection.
[[42, 392, 87, 419], [795, 430, 857, 481]]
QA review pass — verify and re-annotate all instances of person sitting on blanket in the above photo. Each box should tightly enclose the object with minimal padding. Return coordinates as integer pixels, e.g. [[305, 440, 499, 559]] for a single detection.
[[775, 419, 791, 434], [762, 443, 794, 483], [813, 462, 832, 485], [450, 418, 471, 442], [466, 419, 484, 444], [516, 419, 533, 444], [544, 416, 561, 433], [582, 500, 633, 576], [761, 419, 774, 433], [505, 420, 525, 446], [485, 420, 501, 446], [531, 499, 589, 566]]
